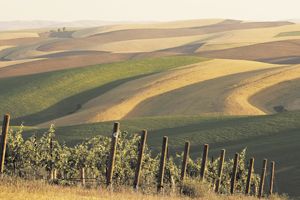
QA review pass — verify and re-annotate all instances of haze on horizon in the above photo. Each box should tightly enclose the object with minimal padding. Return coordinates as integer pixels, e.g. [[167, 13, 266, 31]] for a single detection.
[[1, 0, 300, 22]]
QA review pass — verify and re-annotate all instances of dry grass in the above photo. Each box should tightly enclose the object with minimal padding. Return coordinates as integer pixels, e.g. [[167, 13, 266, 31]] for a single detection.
[[0, 45, 14, 51], [126, 64, 300, 118], [198, 24, 300, 51], [125, 68, 270, 118], [96, 34, 210, 53], [44, 59, 280, 126], [40, 20, 290, 53], [0, 38, 65, 61], [250, 78, 300, 113], [0, 32, 39, 40], [72, 19, 224, 38], [0, 177, 285, 200], [224, 65, 300, 115], [200, 39, 300, 63], [0, 52, 133, 78], [0, 58, 46, 69], [100, 23, 300, 53]]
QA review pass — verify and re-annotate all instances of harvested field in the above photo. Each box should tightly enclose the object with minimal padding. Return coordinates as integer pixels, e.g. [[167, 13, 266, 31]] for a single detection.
[[0, 32, 39, 40], [39, 20, 291, 52], [41, 59, 280, 126], [197, 24, 300, 51], [0, 56, 204, 125], [71, 19, 225, 38], [0, 58, 45, 69], [126, 68, 276, 118], [96, 34, 209, 53], [224, 65, 300, 115], [0, 52, 135, 78], [250, 78, 300, 113], [0, 36, 45, 46], [0, 45, 14, 51], [200, 39, 300, 64]]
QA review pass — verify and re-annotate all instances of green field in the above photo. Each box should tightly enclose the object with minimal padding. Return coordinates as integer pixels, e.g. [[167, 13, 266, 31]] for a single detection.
[[0, 56, 207, 125], [24, 111, 300, 197], [1, 19, 300, 199], [276, 31, 300, 37]]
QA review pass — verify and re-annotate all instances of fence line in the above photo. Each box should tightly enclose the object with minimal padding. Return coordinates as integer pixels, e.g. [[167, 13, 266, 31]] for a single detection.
[[133, 130, 147, 190], [0, 115, 277, 197], [200, 144, 209, 180], [246, 157, 255, 195], [106, 122, 120, 188], [0, 114, 10, 174], [157, 136, 168, 193], [215, 149, 225, 193]]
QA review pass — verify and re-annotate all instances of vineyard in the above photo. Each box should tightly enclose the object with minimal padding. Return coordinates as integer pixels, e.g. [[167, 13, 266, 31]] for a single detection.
[[1, 114, 276, 198]]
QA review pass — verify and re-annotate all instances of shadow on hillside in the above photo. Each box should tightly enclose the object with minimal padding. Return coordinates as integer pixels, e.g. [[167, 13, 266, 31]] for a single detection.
[[11, 74, 152, 126]]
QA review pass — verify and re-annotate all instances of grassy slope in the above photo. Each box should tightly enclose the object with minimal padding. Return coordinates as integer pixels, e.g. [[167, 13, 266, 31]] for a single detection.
[[26, 111, 300, 197], [0, 32, 39, 40], [126, 68, 278, 118], [250, 78, 300, 113], [0, 58, 45, 69], [0, 177, 282, 200], [96, 34, 209, 53], [199, 24, 300, 52], [276, 31, 300, 37], [38, 59, 280, 126], [72, 19, 224, 38], [0, 56, 206, 125]]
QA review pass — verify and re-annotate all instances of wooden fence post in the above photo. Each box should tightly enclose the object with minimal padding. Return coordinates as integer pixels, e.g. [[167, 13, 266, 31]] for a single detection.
[[157, 136, 168, 193], [0, 114, 10, 174], [258, 159, 267, 198], [200, 144, 209, 180], [166, 146, 176, 193], [53, 169, 57, 180], [50, 171, 53, 180], [49, 136, 53, 180], [215, 149, 225, 193], [133, 130, 147, 190], [269, 161, 275, 196], [106, 122, 120, 188], [180, 141, 190, 181], [230, 153, 239, 194], [81, 167, 86, 187], [245, 157, 255, 195]]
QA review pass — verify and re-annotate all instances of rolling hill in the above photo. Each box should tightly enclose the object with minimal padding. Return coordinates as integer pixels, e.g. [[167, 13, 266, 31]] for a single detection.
[[0, 56, 206, 125], [0, 19, 299, 197], [39, 58, 282, 126], [24, 111, 300, 197]]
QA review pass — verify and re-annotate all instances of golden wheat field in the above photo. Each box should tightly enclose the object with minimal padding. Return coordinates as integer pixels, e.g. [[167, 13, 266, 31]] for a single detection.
[[1, 15, 300, 199], [2, 19, 300, 126], [0, 177, 286, 200]]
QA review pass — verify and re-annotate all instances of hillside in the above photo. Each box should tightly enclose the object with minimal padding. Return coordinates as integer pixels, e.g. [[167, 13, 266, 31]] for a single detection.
[[39, 59, 281, 126], [0, 19, 299, 126], [0, 56, 205, 125], [0, 19, 299, 198], [0, 177, 284, 200], [23, 111, 300, 197]]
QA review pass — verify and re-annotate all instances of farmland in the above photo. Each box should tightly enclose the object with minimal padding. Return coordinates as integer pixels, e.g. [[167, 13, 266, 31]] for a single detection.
[[20, 111, 300, 197], [0, 18, 299, 198]]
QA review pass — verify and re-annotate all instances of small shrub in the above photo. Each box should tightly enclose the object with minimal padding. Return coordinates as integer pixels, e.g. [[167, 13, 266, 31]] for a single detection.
[[273, 105, 287, 113], [181, 179, 210, 198], [4, 125, 261, 195], [268, 194, 289, 200]]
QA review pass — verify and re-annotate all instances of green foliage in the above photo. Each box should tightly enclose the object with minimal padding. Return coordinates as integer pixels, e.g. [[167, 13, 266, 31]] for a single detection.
[[276, 31, 300, 37], [176, 149, 260, 195], [5, 125, 260, 195], [181, 179, 210, 198], [0, 56, 207, 125]]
